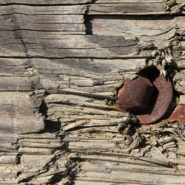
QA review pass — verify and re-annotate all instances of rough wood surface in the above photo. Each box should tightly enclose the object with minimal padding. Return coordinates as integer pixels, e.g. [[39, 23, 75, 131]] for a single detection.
[[89, 0, 185, 15], [0, 0, 92, 5], [89, 3, 168, 15], [90, 16, 185, 37], [0, 0, 185, 184]]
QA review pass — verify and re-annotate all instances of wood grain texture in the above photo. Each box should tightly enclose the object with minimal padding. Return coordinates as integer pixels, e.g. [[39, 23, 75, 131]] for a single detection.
[[0, 92, 44, 133], [89, 3, 167, 15], [25, 35, 139, 58], [0, 5, 86, 15], [89, 0, 185, 15], [0, 0, 185, 184], [31, 58, 146, 94], [0, 7, 86, 34], [0, 33, 141, 58], [95, 0, 164, 3], [90, 16, 185, 37], [0, 0, 92, 5]]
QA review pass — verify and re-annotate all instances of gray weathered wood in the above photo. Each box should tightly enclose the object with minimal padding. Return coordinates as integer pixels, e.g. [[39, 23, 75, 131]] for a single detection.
[[89, 0, 185, 15], [0, 1, 185, 184], [0, 5, 86, 15], [90, 16, 185, 37], [0, 92, 44, 133], [89, 3, 167, 15], [0, 0, 92, 5]]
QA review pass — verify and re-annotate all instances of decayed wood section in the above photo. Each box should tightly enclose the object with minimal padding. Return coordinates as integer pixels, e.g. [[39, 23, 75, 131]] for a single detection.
[[0, 0, 185, 184]]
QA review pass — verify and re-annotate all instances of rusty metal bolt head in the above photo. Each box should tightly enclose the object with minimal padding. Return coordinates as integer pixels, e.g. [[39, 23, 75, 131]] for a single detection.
[[135, 75, 173, 124], [117, 76, 153, 111]]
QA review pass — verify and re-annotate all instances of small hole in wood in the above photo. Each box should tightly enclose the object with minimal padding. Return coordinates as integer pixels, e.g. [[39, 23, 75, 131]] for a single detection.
[[137, 66, 160, 82]]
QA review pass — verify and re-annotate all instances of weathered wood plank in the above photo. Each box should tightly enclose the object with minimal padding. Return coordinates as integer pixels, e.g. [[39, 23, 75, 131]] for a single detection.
[[90, 0, 185, 15], [0, 35, 140, 58], [0, 134, 17, 143], [24, 35, 137, 49], [14, 14, 84, 31], [88, 3, 167, 15], [71, 153, 185, 185], [0, 5, 86, 15], [30, 57, 146, 95], [19, 139, 62, 148], [37, 57, 142, 132], [0, 0, 91, 5], [0, 14, 85, 33], [95, 0, 164, 3], [0, 134, 18, 151], [18, 147, 53, 155], [90, 16, 185, 37], [0, 92, 44, 133], [0, 29, 141, 57], [45, 94, 129, 131], [0, 1, 184, 184], [0, 77, 38, 91], [0, 43, 26, 57], [0, 58, 29, 77], [0, 156, 17, 164], [80, 159, 183, 176], [25, 35, 139, 58], [76, 171, 185, 185], [31, 58, 146, 76], [14, 14, 84, 24]]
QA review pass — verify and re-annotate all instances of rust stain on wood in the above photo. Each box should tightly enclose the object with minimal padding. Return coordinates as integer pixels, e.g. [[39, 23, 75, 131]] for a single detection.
[[167, 105, 185, 123]]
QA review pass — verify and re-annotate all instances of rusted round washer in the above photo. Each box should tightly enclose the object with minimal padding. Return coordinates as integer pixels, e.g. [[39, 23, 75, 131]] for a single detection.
[[117, 76, 153, 111], [134, 75, 173, 124]]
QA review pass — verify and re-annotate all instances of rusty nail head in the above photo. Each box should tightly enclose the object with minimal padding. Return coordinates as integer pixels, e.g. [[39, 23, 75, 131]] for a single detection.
[[135, 75, 173, 124], [116, 74, 173, 124], [117, 76, 153, 111]]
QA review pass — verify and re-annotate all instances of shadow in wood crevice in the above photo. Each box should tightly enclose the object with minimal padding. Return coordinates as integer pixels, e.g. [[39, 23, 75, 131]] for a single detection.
[[84, 15, 93, 35], [39, 99, 61, 133], [48, 172, 65, 185], [39, 100, 48, 118], [137, 65, 160, 81], [90, 0, 99, 3], [88, 15, 175, 20], [120, 121, 140, 136], [48, 156, 79, 185], [44, 120, 61, 133]]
